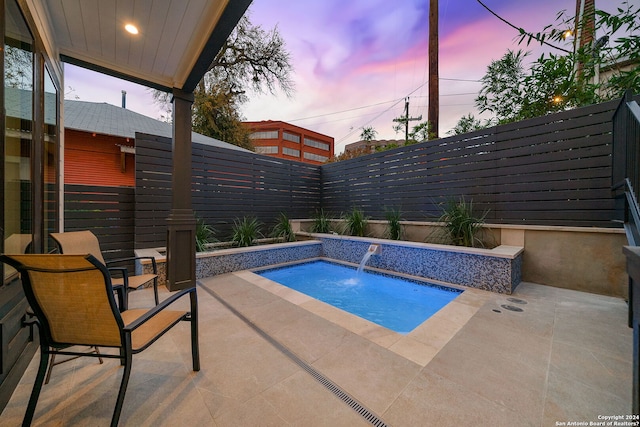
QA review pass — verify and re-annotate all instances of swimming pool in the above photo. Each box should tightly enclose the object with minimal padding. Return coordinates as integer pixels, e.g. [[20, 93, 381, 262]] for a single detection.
[[257, 260, 463, 334]]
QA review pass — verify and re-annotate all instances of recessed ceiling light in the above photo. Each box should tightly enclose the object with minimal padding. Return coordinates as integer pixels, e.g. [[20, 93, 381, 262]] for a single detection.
[[125, 24, 139, 35]]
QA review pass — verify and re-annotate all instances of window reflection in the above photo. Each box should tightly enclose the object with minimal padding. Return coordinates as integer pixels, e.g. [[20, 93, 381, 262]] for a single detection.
[[4, 0, 34, 281], [44, 68, 58, 253]]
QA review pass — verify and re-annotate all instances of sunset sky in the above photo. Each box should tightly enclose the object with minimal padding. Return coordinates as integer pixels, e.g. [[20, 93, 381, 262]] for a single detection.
[[64, 0, 636, 153]]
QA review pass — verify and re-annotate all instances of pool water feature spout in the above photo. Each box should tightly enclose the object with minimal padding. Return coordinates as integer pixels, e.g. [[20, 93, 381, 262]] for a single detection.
[[357, 244, 381, 273]]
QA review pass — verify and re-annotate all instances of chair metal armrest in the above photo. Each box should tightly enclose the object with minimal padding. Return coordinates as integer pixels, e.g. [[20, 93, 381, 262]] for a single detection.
[[107, 256, 158, 274], [123, 287, 196, 332], [23, 311, 40, 341]]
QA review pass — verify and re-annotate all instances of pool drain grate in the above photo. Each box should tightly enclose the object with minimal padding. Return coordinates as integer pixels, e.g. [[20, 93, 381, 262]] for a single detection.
[[500, 304, 524, 312], [198, 282, 389, 427], [507, 297, 527, 305]]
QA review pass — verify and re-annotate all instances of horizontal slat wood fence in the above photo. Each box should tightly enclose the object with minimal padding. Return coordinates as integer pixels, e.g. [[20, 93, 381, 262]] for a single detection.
[[322, 98, 631, 227], [63, 184, 135, 263], [65, 98, 633, 255], [135, 133, 322, 248]]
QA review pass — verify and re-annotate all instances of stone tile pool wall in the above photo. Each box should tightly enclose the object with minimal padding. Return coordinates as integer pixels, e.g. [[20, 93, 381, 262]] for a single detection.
[[139, 235, 523, 294], [195, 241, 323, 279], [317, 235, 523, 294]]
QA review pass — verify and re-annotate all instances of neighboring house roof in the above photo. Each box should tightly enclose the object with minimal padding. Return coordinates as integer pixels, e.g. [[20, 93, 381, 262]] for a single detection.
[[64, 99, 250, 152], [5, 86, 58, 125]]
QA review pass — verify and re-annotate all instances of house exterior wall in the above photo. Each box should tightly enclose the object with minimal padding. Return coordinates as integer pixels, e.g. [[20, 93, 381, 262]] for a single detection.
[[244, 120, 334, 164], [64, 129, 135, 187]]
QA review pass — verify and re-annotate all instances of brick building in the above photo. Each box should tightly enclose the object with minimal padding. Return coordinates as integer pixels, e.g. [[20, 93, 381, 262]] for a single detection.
[[64, 100, 248, 187], [244, 120, 334, 164], [344, 139, 405, 154]]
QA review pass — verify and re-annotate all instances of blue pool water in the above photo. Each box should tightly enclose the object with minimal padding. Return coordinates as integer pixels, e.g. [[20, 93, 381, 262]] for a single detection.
[[258, 260, 462, 334]]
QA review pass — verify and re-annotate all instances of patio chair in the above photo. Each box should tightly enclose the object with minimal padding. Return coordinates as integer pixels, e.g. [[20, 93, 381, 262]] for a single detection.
[[51, 230, 159, 309], [3, 233, 32, 281], [1, 253, 199, 427]]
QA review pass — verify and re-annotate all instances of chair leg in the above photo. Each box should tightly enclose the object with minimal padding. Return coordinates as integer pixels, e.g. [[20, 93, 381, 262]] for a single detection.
[[44, 346, 103, 384], [44, 353, 56, 385], [153, 277, 159, 306], [111, 348, 132, 427], [23, 346, 50, 426], [190, 291, 200, 371]]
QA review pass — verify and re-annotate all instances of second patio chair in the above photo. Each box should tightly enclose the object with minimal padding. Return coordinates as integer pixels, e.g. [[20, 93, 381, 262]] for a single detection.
[[1, 253, 199, 427], [51, 230, 159, 309]]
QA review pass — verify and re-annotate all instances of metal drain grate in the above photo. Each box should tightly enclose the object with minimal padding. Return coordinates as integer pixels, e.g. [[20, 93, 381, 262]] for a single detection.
[[198, 282, 389, 427], [500, 304, 524, 312], [507, 297, 527, 305]]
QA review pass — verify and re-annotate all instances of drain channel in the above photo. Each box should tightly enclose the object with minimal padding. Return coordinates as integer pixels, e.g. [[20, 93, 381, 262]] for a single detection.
[[198, 282, 389, 427]]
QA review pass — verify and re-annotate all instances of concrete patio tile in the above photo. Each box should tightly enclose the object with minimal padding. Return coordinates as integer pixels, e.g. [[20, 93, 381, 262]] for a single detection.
[[268, 309, 355, 364], [552, 306, 632, 355], [3, 275, 633, 427], [383, 369, 529, 427], [550, 340, 632, 402], [357, 324, 400, 348], [454, 288, 492, 307], [472, 295, 556, 340], [256, 371, 372, 427], [389, 336, 440, 366], [117, 373, 211, 427], [542, 370, 631, 426], [426, 337, 548, 422], [312, 336, 422, 415], [409, 313, 467, 349], [452, 312, 553, 373], [257, 299, 317, 334], [211, 393, 289, 427]]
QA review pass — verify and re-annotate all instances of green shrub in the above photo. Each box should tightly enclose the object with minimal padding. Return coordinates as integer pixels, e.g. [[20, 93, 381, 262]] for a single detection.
[[384, 207, 403, 240], [195, 217, 217, 252], [271, 212, 296, 242], [311, 209, 332, 233], [231, 216, 264, 247], [432, 196, 488, 248], [343, 207, 369, 237]]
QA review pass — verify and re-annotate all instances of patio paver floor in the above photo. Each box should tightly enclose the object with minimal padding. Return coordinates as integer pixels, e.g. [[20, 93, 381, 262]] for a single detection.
[[1, 271, 632, 426]]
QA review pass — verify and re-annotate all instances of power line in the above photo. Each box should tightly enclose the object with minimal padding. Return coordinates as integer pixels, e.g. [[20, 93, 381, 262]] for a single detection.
[[287, 99, 397, 123], [440, 77, 482, 82], [476, 0, 572, 54], [336, 97, 406, 144]]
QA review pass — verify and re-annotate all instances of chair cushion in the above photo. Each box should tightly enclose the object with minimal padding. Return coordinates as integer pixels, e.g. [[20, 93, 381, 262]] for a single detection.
[[121, 309, 187, 351]]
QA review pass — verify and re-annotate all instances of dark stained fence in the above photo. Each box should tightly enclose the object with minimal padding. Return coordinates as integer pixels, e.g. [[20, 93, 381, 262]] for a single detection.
[[63, 184, 135, 261], [322, 99, 627, 228], [135, 133, 322, 248]]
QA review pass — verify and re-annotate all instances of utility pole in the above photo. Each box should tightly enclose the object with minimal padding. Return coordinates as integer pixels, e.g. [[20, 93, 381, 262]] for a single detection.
[[393, 97, 422, 143], [428, 0, 439, 138], [573, 0, 595, 78]]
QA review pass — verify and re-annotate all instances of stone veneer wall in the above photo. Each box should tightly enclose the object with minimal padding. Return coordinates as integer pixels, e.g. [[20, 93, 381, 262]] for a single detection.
[[139, 235, 523, 294], [195, 241, 322, 278], [316, 235, 523, 294], [137, 241, 323, 286]]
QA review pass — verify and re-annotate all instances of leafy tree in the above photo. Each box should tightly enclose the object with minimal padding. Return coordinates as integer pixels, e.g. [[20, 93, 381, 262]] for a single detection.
[[359, 126, 377, 142], [475, 49, 528, 124], [325, 146, 370, 163], [518, 1, 640, 99], [192, 83, 253, 150], [448, 114, 490, 136], [5, 45, 32, 89], [408, 121, 436, 142], [476, 1, 640, 125], [154, 14, 294, 148]]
